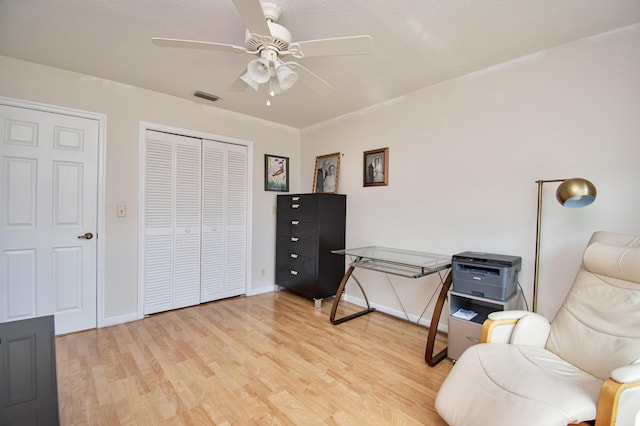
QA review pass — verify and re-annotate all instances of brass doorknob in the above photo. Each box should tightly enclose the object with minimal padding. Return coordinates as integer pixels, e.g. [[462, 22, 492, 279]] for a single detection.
[[77, 232, 94, 240]]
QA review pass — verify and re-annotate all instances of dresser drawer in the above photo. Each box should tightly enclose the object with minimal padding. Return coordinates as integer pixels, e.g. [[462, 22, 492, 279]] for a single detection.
[[276, 235, 317, 258], [448, 317, 482, 361], [276, 218, 318, 239], [276, 256, 317, 285], [277, 195, 319, 220]]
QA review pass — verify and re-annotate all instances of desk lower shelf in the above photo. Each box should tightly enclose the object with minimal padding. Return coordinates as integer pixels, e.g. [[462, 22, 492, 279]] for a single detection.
[[448, 290, 521, 361]]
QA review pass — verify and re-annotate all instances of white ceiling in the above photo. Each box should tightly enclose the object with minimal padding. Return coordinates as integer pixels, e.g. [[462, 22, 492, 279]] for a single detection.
[[1, 0, 639, 129]]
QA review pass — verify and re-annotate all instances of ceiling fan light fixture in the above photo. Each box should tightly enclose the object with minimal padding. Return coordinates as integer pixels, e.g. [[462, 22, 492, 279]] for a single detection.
[[269, 78, 283, 96], [240, 71, 260, 91], [276, 63, 298, 91], [152, 1, 372, 100], [247, 58, 271, 84]]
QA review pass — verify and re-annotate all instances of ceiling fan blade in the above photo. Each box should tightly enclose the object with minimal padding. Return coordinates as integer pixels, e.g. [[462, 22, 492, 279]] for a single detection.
[[286, 62, 333, 96], [228, 69, 250, 92], [231, 0, 271, 36], [288, 35, 372, 58], [152, 37, 247, 54]]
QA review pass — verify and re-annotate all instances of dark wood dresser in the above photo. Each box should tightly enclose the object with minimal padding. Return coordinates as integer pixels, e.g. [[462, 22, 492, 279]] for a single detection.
[[275, 193, 346, 305]]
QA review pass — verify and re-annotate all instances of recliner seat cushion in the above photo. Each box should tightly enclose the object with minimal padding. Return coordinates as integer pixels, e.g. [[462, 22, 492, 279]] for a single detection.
[[435, 343, 602, 426]]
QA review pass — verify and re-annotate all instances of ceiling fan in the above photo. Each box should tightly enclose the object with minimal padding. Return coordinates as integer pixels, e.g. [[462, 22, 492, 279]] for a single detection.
[[151, 0, 373, 97]]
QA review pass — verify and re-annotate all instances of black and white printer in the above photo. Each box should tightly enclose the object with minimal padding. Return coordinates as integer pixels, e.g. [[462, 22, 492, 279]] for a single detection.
[[452, 251, 521, 301]]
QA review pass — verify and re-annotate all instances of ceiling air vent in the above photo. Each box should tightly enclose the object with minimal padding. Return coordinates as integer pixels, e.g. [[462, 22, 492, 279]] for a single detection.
[[193, 91, 220, 102]]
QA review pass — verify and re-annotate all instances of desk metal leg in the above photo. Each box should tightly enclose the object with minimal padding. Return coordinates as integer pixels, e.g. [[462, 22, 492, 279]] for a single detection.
[[330, 264, 376, 325], [425, 270, 452, 366]]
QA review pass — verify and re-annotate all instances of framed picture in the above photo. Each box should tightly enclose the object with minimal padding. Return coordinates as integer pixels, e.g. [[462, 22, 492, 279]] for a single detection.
[[312, 152, 340, 194], [264, 154, 289, 192], [363, 147, 389, 187]]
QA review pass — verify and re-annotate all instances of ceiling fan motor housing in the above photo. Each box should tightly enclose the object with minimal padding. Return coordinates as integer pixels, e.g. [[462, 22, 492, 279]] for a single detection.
[[244, 21, 291, 53], [260, 2, 282, 22]]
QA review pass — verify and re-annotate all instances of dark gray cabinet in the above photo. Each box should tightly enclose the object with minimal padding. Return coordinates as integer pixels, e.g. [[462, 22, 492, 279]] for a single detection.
[[276, 193, 346, 302], [0, 315, 59, 426]]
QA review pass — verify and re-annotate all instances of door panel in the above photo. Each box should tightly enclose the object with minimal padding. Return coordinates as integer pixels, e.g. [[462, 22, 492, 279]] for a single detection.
[[143, 130, 201, 314], [4, 157, 37, 227], [201, 141, 225, 302], [52, 247, 82, 312], [53, 161, 83, 225], [173, 141, 201, 308], [3, 249, 37, 320], [201, 140, 247, 302], [0, 105, 98, 335], [224, 146, 247, 298]]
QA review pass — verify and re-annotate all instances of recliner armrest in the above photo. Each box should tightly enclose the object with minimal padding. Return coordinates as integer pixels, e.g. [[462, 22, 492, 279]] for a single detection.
[[481, 310, 550, 346], [610, 359, 640, 383], [595, 362, 640, 426]]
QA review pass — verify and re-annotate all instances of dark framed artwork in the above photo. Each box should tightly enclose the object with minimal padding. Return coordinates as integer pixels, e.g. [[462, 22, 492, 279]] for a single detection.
[[312, 152, 340, 194], [363, 147, 389, 187], [264, 154, 289, 192]]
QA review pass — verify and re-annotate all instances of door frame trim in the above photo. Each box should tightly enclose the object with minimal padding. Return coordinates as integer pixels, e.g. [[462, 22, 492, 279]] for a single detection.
[[0, 96, 107, 331], [137, 121, 253, 320]]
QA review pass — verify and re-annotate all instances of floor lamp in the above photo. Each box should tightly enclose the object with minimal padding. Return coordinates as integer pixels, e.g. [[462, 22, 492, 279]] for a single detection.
[[533, 178, 597, 312]]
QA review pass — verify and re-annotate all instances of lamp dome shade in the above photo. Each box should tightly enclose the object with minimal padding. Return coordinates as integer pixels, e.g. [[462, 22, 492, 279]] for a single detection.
[[556, 178, 597, 208]]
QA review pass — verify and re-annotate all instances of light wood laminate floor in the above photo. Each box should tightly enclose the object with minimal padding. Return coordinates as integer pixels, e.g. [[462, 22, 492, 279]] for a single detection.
[[56, 291, 452, 425]]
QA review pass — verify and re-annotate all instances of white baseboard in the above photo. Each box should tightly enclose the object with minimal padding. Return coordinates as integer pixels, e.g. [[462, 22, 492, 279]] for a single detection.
[[97, 289, 449, 334], [342, 294, 449, 334], [101, 286, 275, 328], [246, 285, 275, 296], [99, 312, 139, 328]]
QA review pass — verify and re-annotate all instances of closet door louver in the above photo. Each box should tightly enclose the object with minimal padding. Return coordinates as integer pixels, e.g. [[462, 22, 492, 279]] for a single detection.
[[143, 137, 173, 314], [173, 141, 201, 308], [224, 144, 247, 298], [143, 130, 201, 314], [200, 141, 225, 302], [201, 140, 247, 302]]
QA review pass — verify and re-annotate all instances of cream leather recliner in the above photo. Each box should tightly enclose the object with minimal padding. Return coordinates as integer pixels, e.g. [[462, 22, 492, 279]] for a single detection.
[[435, 231, 640, 426]]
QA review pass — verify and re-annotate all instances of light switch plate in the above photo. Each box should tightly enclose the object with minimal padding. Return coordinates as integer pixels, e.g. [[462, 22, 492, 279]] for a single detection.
[[117, 205, 127, 217]]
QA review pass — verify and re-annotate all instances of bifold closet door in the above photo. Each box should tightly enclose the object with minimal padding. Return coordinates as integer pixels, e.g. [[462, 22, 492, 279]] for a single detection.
[[201, 139, 247, 302], [143, 130, 201, 315]]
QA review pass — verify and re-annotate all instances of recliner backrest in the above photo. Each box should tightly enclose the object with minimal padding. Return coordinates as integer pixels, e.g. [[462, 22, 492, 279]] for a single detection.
[[546, 231, 640, 380]]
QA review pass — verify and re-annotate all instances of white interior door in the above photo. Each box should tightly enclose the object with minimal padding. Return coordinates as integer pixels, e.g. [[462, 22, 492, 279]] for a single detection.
[[0, 104, 98, 335]]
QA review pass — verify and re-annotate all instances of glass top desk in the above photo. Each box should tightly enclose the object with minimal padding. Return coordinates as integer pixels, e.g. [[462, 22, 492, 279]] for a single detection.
[[330, 246, 453, 366]]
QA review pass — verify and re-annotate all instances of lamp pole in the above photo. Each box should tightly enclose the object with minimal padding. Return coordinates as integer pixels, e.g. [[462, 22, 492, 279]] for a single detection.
[[533, 178, 596, 313], [534, 179, 565, 312]]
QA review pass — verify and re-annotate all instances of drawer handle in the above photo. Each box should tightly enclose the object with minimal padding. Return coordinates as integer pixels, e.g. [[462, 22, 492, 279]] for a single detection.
[[290, 237, 299, 242], [291, 220, 299, 225], [290, 270, 299, 276], [466, 336, 481, 343], [290, 253, 298, 259], [292, 197, 300, 201], [292, 204, 300, 209]]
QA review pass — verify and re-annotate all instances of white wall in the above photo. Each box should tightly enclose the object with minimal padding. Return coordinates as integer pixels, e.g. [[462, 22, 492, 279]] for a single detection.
[[2, 23, 638, 330], [301, 24, 640, 325], [0, 55, 302, 324]]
